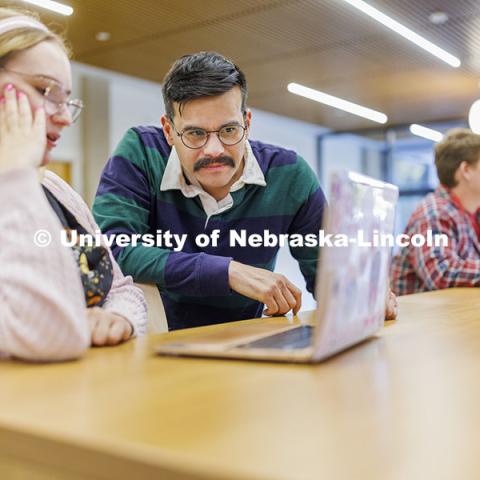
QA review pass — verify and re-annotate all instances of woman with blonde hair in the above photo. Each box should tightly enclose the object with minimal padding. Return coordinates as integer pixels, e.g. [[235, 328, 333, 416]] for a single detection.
[[0, 7, 146, 361]]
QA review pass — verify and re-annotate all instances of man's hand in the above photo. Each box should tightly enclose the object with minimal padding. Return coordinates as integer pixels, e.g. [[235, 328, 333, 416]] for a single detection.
[[385, 289, 398, 320], [228, 261, 302, 316], [86, 307, 134, 346]]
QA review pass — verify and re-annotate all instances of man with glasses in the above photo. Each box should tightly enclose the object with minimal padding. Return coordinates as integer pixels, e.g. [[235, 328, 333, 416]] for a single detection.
[[93, 51, 327, 330]]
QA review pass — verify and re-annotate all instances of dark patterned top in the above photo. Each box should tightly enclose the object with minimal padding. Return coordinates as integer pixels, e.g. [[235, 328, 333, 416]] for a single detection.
[[43, 186, 113, 307]]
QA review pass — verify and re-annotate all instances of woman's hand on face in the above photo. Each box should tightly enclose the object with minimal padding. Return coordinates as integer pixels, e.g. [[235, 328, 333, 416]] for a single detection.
[[0, 83, 46, 174], [87, 307, 134, 347]]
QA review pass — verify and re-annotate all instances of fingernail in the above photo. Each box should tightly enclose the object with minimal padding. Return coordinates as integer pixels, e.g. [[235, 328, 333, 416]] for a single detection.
[[5, 83, 14, 91], [17, 91, 25, 98]]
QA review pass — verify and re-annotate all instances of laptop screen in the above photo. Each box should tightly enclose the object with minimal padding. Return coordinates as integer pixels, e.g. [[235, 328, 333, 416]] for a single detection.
[[313, 170, 398, 360]]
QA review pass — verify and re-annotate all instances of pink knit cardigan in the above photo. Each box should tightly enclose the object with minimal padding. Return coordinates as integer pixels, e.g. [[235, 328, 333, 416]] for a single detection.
[[0, 167, 147, 362]]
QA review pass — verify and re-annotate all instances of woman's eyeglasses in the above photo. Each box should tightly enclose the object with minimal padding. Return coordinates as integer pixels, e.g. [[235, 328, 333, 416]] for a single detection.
[[0, 67, 83, 122]]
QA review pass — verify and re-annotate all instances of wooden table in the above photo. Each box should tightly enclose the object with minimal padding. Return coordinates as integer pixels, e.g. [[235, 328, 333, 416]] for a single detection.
[[1, 288, 480, 480]]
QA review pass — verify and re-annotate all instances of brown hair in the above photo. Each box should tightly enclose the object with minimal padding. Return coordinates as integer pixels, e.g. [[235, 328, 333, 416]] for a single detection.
[[434, 128, 480, 188], [0, 7, 70, 67]]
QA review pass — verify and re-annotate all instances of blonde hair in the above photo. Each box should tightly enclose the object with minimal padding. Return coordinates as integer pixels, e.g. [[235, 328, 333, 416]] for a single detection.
[[435, 128, 480, 188], [0, 7, 70, 66]]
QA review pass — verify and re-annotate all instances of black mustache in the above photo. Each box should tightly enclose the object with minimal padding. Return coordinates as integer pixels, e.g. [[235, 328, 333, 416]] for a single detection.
[[193, 156, 235, 172]]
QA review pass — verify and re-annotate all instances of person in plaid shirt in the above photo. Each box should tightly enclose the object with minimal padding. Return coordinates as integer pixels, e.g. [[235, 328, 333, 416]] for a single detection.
[[392, 128, 480, 295]]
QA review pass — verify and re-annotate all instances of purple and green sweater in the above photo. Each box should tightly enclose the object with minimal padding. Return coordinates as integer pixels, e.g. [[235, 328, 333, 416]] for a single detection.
[[93, 126, 326, 330]]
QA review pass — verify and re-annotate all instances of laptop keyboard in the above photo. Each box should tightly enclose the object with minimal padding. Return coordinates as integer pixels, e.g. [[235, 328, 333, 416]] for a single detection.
[[237, 325, 313, 350]]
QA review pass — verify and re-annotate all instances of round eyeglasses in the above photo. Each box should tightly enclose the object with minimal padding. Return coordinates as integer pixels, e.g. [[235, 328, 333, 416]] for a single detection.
[[172, 123, 247, 149], [0, 68, 83, 122]]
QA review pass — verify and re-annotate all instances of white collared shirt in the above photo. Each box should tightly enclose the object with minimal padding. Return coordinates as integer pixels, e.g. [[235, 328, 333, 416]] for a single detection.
[[160, 141, 266, 221]]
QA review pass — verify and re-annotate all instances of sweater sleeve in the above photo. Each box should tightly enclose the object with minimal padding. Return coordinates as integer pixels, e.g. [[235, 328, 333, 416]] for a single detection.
[[0, 168, 89, 361], [287, 156, 326, 296], [92, 128, 232, 297], [71, 188, 148, 337]]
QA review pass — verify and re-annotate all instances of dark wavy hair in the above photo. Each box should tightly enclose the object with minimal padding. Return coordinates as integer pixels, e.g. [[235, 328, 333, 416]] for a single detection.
[[162, 51, 247, 120]]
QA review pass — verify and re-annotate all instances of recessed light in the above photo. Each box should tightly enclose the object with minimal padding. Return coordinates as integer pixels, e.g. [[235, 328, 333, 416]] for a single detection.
[[409, 124, 444, 142], [22, 0, 73, 16], [429, 11, 449, 25], [95, 32, 111, 42], [340, 0, 460, 67], [469, 100, 480, 134], [287, 82, 387, 124]]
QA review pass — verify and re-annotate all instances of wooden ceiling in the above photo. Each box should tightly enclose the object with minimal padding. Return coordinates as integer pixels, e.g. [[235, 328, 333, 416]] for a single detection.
[[9, 0, 480, 130]]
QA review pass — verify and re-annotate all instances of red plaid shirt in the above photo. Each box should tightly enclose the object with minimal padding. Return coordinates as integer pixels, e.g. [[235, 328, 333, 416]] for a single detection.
[[391, 185, 480, 295]]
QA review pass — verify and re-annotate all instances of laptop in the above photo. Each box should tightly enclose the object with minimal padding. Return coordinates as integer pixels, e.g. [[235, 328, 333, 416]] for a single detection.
[[156, 170, 398, 363]]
